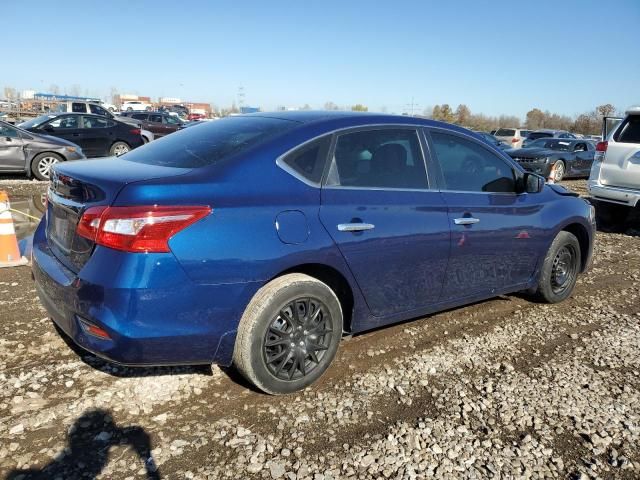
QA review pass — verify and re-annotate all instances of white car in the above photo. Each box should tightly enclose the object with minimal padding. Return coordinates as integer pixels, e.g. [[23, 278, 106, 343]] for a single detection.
[[121, 101, 152, 112], [588, 106, 640, 224]]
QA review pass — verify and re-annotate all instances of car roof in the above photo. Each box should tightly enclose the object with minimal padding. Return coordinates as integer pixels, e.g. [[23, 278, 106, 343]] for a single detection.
[[241, 110, 471, 133]]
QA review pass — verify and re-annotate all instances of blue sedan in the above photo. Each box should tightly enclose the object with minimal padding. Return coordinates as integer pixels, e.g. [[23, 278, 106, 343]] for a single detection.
[[32, 112, 595, 394]]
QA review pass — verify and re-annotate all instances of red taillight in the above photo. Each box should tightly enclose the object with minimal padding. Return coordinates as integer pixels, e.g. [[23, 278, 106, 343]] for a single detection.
[[77, 205, 211, 253], [79, 318, 111, 340], [130, 128, 141, 135], [596, 141, 608, 152]]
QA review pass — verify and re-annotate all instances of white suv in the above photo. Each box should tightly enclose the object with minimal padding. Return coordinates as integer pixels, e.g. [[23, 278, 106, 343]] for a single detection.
[[588, 106, 640, 224], [121, 101, 152, 112]]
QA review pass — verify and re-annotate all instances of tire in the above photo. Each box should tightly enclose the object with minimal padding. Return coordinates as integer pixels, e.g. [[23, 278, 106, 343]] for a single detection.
[[233, 273, 343, 395], [31, 152, 63, 180], [552, 160, 565, 182], [127, 107, 133, 111], [594, 200, 630, 228], [110, 141, 130, 156], [534, 231, 581, 304]]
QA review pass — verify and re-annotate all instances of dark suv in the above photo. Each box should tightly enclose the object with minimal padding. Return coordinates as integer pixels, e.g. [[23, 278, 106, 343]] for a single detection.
[[120, 111, 185, 138]]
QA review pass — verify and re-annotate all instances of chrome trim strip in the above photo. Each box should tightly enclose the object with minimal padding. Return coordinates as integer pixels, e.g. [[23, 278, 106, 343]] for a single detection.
[[454, 217, 480, 225]]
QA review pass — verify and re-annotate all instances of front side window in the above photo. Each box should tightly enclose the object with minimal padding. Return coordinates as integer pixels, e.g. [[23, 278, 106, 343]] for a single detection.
[[47, 116, 79, 129], [149, 114, 163, 123], [164, 115, 181, 125], [0, 123, 19, 138], [430, 131, 516, 193], [326, 129, 428, 189], [281, 136, 331, 184]]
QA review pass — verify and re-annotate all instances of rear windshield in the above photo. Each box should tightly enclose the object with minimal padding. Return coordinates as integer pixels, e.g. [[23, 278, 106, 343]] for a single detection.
[[528, 132, 553, 140], [615, 115, 640, 144], [123, 116, 298, 168], [495, 128, 516, 137], [18, 114, 57, 129]]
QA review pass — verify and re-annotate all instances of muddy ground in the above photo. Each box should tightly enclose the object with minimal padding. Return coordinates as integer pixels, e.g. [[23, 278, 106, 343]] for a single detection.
[[0, 176, 639, 479]]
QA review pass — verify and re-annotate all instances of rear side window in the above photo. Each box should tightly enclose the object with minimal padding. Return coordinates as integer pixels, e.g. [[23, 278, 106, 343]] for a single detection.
[[528, 132, 553, 140], [124, 116, 297, 168], [132, 113, 147, 120], [326, 129, 428, 189], [495, 128, 516, 137], [72, 103, 85, 113], [430, 131, 516, 193], [281, 136, 331, 184], [615, 116, 640, 144]]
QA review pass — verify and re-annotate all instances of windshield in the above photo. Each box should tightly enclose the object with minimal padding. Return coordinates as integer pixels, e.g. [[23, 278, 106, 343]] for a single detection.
[[18, 114, 57, 129], [526, 139, 572, 151], [123, 116, 298, 168]]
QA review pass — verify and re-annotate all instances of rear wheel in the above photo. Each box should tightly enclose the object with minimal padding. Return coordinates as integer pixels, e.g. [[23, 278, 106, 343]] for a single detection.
[[31, 152, 62, 180], [534, 231, 581, 303], [233, 273, 342, 394], [110, 141, 130, 156]]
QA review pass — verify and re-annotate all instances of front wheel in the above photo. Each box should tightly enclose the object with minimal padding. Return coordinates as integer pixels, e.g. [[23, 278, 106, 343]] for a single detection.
[[31, 152, 63, 180], [534, 231, 581, 303], [233, 273, 343, 394], [110, 141, 130, 156], [552, 160, 565, 182]]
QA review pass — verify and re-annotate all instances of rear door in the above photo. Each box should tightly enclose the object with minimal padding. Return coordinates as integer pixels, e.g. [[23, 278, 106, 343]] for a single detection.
[[426, 128, 545, 301], [600, 115, 640, 189], [80, 115, 113, 157], [0, 123, 25, 170], [319, 126, 450, 321]]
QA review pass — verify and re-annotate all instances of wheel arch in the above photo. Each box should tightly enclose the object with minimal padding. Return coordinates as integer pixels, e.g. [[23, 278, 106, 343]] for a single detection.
[[560, 222, 591, 272], [273, 263, 356, 334]]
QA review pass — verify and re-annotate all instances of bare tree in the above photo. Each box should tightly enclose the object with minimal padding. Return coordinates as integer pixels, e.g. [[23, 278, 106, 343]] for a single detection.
[[323, 101, 339, 111]]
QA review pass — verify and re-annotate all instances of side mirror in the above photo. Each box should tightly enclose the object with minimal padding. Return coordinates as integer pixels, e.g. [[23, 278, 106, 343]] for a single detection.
[[43, 124, 54, 132], [522, 172, 545, 193]]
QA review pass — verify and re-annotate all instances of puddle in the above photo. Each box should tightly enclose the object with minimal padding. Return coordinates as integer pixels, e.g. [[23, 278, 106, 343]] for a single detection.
[[7, 194, 46, 241]]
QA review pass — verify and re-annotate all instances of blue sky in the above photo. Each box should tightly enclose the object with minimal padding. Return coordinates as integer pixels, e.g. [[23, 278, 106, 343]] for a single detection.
[[4, 0, 639, 119]]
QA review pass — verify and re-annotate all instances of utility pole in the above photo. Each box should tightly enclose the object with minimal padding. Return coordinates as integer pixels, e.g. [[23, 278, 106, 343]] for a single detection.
[[238, 85, 245, 110], [404, 97, 420, 116]]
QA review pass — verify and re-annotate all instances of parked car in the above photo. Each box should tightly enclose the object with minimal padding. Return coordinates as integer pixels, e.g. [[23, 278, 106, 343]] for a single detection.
[[121, 101, 152, 112], [0, 120, 85, 180], [120, 111, 185, 138], [523, 129, 576, 148], [507, 138, 596, 181], [588, 106, 640, 225], [50, 101, 154, 143], [520, 129, 532, 139], [494, 127, 528, 148], [476, 132, 512, 150], [32, 112, 595, 394], [159, 104, 189, 117], [188, 113, 206, 121], [19, 113, 144, 158]]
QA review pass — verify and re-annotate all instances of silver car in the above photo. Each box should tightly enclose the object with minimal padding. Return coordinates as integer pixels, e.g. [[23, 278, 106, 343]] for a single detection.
[[494, 127, 528, 149], [0, 120, 85, 180]]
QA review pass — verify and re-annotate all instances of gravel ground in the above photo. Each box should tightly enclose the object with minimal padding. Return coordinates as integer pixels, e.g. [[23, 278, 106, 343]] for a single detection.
[[1, 178, 639, 479]]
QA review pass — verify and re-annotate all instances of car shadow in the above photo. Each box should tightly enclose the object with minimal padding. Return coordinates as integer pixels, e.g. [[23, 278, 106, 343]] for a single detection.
[[5, 409, 161, 480]]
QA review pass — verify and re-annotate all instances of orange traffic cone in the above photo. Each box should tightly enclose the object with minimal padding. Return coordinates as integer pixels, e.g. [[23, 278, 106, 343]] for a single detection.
[[0, 191, 28, 268]]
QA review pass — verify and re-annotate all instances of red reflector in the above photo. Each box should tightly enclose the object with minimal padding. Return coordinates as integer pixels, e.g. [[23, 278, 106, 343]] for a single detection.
[[596, 141, 608, 152], [79, 319, 111, 339], [130, 128, 141, 135], [76, 205, 211, 253]]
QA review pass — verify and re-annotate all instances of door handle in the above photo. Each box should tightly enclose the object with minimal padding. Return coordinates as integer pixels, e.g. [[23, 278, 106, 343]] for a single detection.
[[72, 133, 81, 137], [454, 217, 480, 225], [337, 223, 375, 232]]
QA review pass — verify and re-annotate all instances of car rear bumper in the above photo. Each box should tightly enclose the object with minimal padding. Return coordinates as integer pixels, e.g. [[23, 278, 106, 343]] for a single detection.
[[31, 219, 260, 367], [587, 181, 640, 207]]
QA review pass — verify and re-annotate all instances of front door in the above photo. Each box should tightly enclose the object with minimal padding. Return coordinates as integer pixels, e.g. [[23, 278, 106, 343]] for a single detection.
[[319, 127, 451, 321], [426, 129, 545, 301], [0, 123, 24, 170]]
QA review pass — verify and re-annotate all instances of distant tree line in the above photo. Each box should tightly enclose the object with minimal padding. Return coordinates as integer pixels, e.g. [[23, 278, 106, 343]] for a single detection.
[[427, 103, 619, 135]]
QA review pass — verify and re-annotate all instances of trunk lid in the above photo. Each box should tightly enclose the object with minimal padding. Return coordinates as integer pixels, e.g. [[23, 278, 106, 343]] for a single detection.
[[46, 158, 192, 272]]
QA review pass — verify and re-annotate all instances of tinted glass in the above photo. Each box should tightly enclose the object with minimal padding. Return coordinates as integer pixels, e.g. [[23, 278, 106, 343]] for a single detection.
[[164, 115, 181, 125], [616, 115, 640, 144], [89, 104, 108, 116], [72, 103, 85, 113], [149, 114, 163, 123], [495, 128, 516, 137], [528, 132, 553, 140], [327, 129, 427, 189], [431, 132, 515, 193], [48, 116, 79, 129], [282, 136, 331, 184], [82, 116, 109, 128], [124, 116, 297, 168], [131, 113, 147, 120], [0, 123, 19, 138]]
